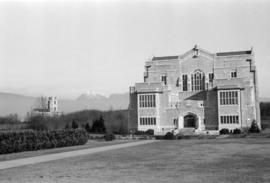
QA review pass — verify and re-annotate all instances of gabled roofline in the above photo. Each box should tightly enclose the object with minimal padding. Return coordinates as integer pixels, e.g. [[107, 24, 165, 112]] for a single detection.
[[179, 45, 214, 59], [216, 50, 252, 56], [152, 55, 179, 61], [150, 45, 252, 61]]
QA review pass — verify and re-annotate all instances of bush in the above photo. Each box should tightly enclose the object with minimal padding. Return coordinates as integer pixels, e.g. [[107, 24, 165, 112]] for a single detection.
[[85, 123, 91, 133], [134, 130, 145, 135], [0, 129, 88, 154], [219, 128, 229, 135], [145, 129, 154, 135], [164, 132, 175, 140], [71, 120, 78, 129], [134, 130, 154, 136], [233, 128, 241, 134], [27, 115, 49, 131], [104, 133, 115, 141], [249, 120, 260, 133], [91, 116, 106, 133]]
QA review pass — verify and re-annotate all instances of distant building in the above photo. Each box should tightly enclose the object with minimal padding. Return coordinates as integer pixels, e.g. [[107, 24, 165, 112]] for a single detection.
[[129, 45, 260, 135], [32, 96, 61, 117]]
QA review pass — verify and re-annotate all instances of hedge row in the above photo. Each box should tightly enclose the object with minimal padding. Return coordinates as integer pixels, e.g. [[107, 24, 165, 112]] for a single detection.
[[0, 129, 88, 154]]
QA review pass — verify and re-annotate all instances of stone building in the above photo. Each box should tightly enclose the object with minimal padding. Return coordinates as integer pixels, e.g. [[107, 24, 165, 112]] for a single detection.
[[33, 96, 60, 117], [128, 45, 260, 134]]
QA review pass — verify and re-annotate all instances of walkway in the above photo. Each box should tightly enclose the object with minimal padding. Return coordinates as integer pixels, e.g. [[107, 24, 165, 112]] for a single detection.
[[0, 140, 157, 170]]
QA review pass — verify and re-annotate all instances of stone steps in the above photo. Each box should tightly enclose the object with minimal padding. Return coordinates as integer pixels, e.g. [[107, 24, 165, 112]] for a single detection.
[[177, 128, 196, 136]]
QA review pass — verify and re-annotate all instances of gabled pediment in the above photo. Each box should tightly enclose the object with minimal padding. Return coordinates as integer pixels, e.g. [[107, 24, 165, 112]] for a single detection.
[[179, 45, 214, 60]]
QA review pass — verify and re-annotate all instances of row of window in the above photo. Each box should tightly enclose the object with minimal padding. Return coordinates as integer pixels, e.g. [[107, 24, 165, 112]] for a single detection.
[[220, 115, 239, 124], [139, 94, 156, 108], [182, 72, 212, 91], [191, 72, 205, 91], [139, 117, 156, 125], [162, 71, 236, 91], [219, 91, 238, 105]]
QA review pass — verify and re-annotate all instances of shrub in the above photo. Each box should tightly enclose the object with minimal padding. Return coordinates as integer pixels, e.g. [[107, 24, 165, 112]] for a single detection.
[[164, 132, 175, 140], [219, 128, 229, 135], [65, 123, 70, 129], [249, 120, 260, 133], [145, 129, 154, 135], [71, 120, 78, 129], [85, 123, 91, 133], [233, 128, 241, 134], [0, 129, 88, 154], [104, 133, 115, 141], [27, 115, 49, 131], [134, 130, 145, 135], [134, 130, 154, 136], [91, 116, 106, 133]]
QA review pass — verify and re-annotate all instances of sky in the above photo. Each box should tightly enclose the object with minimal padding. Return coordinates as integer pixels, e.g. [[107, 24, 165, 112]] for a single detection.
[[0, 0, 270, 99]]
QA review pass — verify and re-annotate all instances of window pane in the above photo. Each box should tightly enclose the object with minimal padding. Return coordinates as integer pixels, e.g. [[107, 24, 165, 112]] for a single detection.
[[153, 95, 156, 107], [221, 92, 223, 105], [235, 92, 238, 104]]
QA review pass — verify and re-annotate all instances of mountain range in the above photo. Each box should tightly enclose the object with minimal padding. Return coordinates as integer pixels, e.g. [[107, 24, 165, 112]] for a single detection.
[[1, 91, 269, 120], [0, 92, 129, 120]]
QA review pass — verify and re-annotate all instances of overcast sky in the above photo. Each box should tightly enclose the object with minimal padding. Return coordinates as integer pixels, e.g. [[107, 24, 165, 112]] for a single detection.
[[0, 0, 270, 99]]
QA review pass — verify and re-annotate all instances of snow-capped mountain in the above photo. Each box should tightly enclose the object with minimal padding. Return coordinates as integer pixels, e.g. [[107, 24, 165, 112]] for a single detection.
[[0, 92, 129, 120]]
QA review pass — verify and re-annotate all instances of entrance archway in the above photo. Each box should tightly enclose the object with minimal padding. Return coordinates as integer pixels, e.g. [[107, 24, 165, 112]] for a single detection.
[[184, 114, 197, 128]]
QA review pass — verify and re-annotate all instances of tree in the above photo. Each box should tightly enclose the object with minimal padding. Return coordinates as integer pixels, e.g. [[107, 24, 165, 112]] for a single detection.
[[27, 115, 48, 131], [249, 120, 260, 133], [65, 123, 70, 129], [71, 120, 78, 129], [0, 113, 20, 124], [116, 113, 126, 135], [85, 123, 91, 133], [91, 115, 106, 133]]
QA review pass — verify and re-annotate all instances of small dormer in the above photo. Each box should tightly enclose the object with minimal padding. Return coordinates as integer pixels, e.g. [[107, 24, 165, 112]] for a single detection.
[[180, 45, 214, 60]]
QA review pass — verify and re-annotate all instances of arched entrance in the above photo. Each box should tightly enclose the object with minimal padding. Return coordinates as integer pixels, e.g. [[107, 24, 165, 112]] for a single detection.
[[184, 114, 197, 128]]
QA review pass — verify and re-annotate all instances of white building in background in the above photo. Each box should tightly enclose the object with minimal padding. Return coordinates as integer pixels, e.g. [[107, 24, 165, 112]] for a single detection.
[[48, 97, 58, 113], [32, 96, 61, 117]]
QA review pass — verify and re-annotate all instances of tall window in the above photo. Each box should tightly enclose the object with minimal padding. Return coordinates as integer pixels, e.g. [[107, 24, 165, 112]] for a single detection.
[[219, 91, 238, 105], [209, 73, 214, 82], [173, 118, 178, 128], [231, 71, 237, 78], [139, 94, 156, 108], [220, 115, 239, 124], [161, 75, 167, 85], [140, 117, 156, 125], [182, 75, 188, 91], [191, 71, 205, 91]]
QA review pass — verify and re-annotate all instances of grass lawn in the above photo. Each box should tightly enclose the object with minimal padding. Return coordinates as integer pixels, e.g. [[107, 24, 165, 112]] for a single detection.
[[0, 139, 135, 162], [0, 138, 269, 183]]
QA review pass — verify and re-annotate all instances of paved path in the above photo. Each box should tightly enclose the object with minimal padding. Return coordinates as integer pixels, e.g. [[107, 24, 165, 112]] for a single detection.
[[0, 140, 158, 170]]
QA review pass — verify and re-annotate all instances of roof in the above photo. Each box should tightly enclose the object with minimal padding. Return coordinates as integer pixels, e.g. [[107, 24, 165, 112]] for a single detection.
[[33, 108, 50, 112], [152, 55, 179, 61], [216, 85, 244, 90], [216, 50, 252, 56], [135, 82, 163, 93]]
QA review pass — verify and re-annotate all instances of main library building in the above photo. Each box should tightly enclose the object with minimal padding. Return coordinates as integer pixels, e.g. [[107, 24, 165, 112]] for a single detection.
[[128, 45, 260, 134]]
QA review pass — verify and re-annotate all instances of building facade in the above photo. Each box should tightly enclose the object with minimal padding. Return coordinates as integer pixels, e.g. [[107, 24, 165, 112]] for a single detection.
[[33, 96, 60, 117], [128, 46, 260, 134]]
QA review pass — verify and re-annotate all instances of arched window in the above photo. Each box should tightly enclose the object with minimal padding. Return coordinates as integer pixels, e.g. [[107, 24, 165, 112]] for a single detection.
[[191, 70, 205, 91]]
